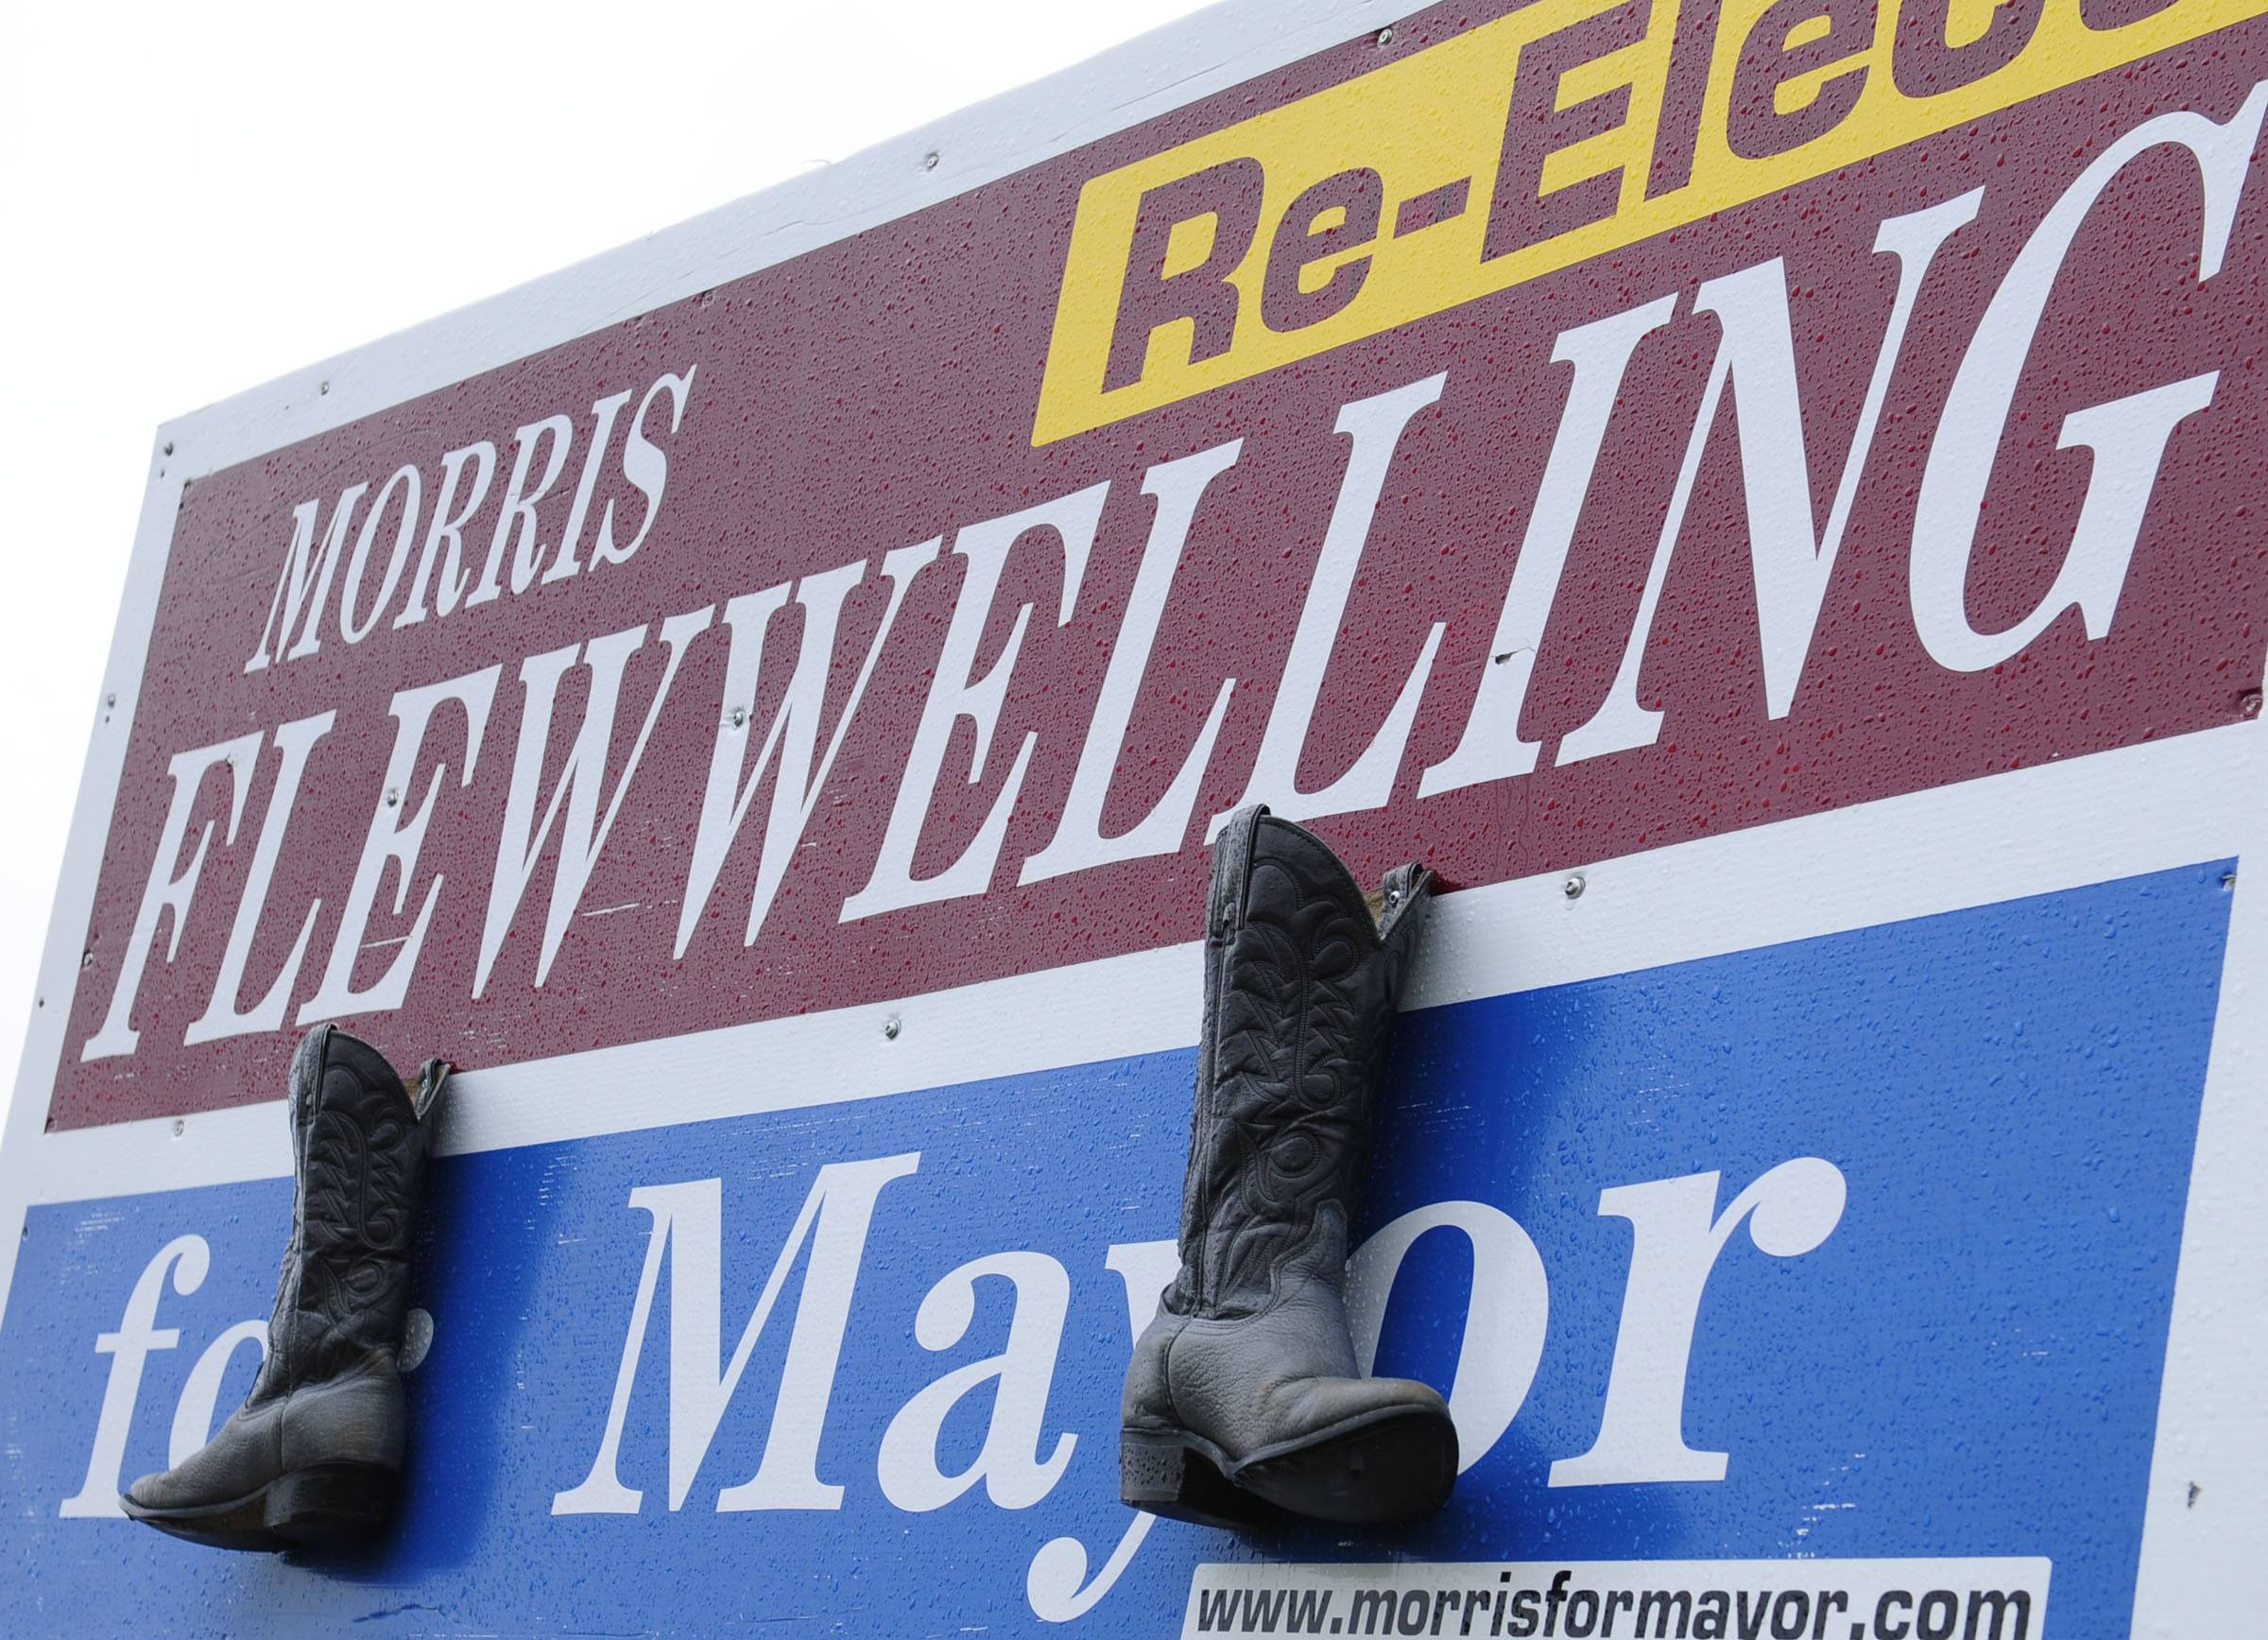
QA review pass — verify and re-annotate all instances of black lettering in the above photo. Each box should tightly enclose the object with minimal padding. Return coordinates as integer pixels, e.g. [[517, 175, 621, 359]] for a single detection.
[[1637, 1590, 1693, 1639], [1727, 0, 1875, 160], [1916, 1590, 1958, 1640], [1103, 159, 1266, 392], [1963, 1591, 2030, 1640], [1486, 0, 1649, 258], [1891, 0, 2045, 96], [1876, 1591, 1913, 1640], [2078, 0, 2180, 25], [1262, 167, 1384, 332]]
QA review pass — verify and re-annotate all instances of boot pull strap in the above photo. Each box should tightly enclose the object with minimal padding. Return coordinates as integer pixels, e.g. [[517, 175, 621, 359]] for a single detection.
[[409, 1060, 453, 1124], [1374, 861, 1435, 960], [1208, 804, 1267, 941]]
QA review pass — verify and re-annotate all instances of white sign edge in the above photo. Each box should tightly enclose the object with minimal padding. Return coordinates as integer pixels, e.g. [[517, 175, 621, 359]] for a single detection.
[[0, 0, 2255, 1627]]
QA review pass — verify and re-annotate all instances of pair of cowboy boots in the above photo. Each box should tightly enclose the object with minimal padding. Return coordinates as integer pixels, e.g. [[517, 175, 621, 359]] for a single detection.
[[123, 805, 1447, 1549]]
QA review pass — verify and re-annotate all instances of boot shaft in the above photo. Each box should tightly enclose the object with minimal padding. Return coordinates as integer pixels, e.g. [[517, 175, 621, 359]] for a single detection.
[[258, 1027, 447, 1397], [1173, 807, 1432, 1318]]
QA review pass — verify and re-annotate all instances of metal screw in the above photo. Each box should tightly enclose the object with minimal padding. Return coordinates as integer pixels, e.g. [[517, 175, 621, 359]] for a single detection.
[[1376, 25, 1397, 45], [318, 380, 331, 396], [2242, 689, 2263, 720], [1563, 873, 1587, 900], [883, 1016, 902, 1041], [171, 1118, 184, 1137], [1385, 886, 1402, 908], [104, 693, 117, 709], [80, 952, 93, 969], [921, 150, 940, 171], [729, 706, 748, 730], [162, 440, 174, 457], [2223, 872, 2239, 891], [384, 787, 401, 808]]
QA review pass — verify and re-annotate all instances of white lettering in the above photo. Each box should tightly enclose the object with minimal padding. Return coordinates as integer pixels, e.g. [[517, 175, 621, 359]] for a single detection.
[[678, 545, 935, 958], [245, 485, 367, 671], [182, 712, 335, 1046], [1910, 87, 2263, 671], [1021, 440, 1244, 884], [475, 615, 704, 995], [338, 463, 423, 645], [878, 1251, 1076, 1512], [61, 1235, 209, 1518], [402, 441, 498, 626], [1348, 1200, 1550, 1474], [468, 414, 576, 607], [82, 734, 261, 1061], [1418, 298, 1679, 797], [1214, 372, 1448, 833], [546, 388, 635, 586], [841, 485, 1110, 920], [298, 667, 501, 1023], [1549, 1159, 1847, 1488], [593, 369, 696, 569], [552, 1153, 919, 1516], [1558, 191, 1981, 765]]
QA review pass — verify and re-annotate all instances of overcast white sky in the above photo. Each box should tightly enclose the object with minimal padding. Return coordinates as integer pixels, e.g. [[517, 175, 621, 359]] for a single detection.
[[0, 0, 1212, 1130]]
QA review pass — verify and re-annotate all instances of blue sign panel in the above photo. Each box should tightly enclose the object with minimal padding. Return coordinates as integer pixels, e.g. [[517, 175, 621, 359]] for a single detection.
[[0, 863, 2229, 1635]]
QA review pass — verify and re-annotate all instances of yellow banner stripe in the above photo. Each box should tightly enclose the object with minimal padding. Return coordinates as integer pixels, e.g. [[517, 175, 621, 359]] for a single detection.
[[1034, 0, 2261, 445]]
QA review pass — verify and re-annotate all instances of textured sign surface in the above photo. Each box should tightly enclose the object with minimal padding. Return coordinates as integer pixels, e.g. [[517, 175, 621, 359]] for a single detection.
[[4, 0, 2265, 1633]]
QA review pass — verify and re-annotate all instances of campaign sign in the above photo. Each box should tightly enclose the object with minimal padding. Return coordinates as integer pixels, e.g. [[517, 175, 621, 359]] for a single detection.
[[4, 0, 2266, 1632]]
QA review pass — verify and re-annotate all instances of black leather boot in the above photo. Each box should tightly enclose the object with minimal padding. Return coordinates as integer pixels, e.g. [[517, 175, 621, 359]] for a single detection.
[[1121, 805, 1455, 1528], [121, 1026, 448, 1550]]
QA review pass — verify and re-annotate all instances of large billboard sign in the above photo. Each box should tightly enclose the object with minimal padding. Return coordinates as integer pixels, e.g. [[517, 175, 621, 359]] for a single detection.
[[5, 0, 2265, 1631]]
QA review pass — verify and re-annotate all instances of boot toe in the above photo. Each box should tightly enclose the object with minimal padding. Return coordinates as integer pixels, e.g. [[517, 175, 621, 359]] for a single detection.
[[1264, 1370, 1448, 1443], [121, 1458, 232, 1514], [120, 1469, 175, 1511]]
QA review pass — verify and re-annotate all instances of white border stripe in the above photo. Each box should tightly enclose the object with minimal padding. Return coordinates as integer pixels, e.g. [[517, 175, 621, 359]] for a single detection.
[[4, 0, 2262, 1628], [33, 719, 2261, 1206]]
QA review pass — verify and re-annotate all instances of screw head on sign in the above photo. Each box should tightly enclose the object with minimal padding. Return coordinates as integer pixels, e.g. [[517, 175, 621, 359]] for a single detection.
[[2242, 689, 2263, 720], [1377, 26, 1397, 46], [1563, 873, 1587, 901], [884, 1016, 902, 1041], [385, 787, 401, 809], [922, 150, 940, 171], [171, 1119, 184, 1138], [730, 706, 748, 730]]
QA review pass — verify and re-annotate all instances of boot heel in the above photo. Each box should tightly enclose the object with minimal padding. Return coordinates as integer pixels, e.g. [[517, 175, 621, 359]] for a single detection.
[[264, 1463, 397, 1545], [1120, 1429, 1273, 1529]]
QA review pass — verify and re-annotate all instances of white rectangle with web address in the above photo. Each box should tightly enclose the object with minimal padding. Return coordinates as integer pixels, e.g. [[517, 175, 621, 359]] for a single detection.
[[1182, 1557, 2051, 1639]]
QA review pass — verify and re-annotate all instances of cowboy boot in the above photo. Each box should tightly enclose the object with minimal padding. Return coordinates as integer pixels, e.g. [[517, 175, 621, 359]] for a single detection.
[[1120, 804, 1455, 1528], [121, 1025, 449, 1550]]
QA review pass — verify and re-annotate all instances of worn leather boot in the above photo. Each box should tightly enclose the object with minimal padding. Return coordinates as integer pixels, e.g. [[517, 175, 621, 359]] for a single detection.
[[121, 1025, 449, 1550], [1121, 804, 1455, 1528]]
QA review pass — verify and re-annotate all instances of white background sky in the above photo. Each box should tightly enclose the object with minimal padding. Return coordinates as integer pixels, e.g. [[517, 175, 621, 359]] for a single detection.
[[0, 0, 1211, 1129]]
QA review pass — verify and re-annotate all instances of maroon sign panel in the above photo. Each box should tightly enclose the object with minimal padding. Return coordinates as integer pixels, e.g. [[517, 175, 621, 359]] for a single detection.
[[59, 0, 2268, 1128]]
